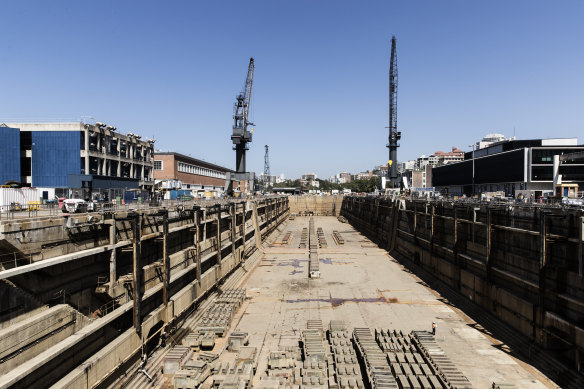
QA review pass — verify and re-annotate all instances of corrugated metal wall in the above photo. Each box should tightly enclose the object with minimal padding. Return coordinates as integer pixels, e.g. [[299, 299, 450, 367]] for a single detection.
[[0, 187, 55, 209], [31, 131, 81, 187], [0, 127, 21, 184]]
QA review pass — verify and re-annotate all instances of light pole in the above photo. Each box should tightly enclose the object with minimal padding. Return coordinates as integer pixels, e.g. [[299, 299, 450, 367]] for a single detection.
[[468, 144, 475, 196]]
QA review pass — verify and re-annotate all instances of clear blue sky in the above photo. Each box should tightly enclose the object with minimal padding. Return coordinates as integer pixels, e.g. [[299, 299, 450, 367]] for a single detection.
[[1, 1, 583, 179]]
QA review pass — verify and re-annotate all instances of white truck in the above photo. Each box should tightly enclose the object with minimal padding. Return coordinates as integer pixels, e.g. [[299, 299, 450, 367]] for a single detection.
[[62, 199, 95, 213]]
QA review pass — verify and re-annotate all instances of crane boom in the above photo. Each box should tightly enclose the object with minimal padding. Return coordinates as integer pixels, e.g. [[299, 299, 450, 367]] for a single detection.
[[231, 58, 255, 174], [387, 36, 401, 184]]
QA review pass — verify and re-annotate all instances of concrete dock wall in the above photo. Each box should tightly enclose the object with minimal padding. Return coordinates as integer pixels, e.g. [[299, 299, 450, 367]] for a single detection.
[[288, 195, 343, 216], [0, 304, 89, 374], [0, 197, 289, 389], [341, 196, 584, 372]]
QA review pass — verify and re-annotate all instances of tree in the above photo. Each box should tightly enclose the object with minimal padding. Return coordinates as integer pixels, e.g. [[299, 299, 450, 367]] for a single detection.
[[273, 179, 301, 188]]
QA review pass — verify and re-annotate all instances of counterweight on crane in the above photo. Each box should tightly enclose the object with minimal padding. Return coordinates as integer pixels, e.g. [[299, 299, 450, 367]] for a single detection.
[[387, 36, 401, 185]]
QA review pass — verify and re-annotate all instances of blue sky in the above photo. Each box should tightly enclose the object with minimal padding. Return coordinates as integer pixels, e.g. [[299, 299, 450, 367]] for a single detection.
[[1, 1, 583, 179]]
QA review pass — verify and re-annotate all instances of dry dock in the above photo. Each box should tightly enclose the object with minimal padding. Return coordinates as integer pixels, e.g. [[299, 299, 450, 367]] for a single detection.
[[1, 196, 583, 389], [118, 216, 556, 389]]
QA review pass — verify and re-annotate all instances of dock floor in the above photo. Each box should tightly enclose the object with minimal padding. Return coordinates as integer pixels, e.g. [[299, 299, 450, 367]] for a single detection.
[[123, 216, 555, 389]]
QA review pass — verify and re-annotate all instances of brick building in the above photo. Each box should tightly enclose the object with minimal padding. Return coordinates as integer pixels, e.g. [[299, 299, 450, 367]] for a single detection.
[[154, 152, 242, 195]]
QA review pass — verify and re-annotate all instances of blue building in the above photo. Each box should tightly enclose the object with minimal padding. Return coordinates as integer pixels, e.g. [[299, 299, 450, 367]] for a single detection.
[[0, 126, 21, 185], [0, 122, 154, 196]]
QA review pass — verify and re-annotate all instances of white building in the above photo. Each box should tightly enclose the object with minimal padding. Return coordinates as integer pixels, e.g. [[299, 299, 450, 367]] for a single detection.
[[476, 133, 514, 150]]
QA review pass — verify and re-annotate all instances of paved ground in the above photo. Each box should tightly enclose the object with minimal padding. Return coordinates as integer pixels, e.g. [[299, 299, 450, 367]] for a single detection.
[[233, 216, 554, 389], [125, 216, 557, 389]]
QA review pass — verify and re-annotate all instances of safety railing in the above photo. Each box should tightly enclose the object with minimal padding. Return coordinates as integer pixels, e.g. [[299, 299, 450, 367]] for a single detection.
[[0, 202, 62, 220], [0, 251, 34, 271]]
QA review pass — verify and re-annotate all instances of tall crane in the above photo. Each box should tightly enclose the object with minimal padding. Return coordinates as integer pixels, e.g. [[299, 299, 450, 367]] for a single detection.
[[225, 58, 256, 195], [387, 36, 401, 186], [263, 145, 270, 190], [231, 58, 255, 174]]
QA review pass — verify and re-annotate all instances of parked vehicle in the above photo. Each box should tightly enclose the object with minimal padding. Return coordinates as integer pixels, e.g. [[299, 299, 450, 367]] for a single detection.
[[62, 199, 95, 213]]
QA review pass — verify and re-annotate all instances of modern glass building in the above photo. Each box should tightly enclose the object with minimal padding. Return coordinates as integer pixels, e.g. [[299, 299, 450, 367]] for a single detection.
[[0, 126, 21, 185], [432, 138, 584, 197]]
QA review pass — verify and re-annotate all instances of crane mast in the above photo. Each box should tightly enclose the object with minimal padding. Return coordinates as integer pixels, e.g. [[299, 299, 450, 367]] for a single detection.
[[387, 36, 401, 185], [231, 57, 255, 173], [263, 145, 270, 191]]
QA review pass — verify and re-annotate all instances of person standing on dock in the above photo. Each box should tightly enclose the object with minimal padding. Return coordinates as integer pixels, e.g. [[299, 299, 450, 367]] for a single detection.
[[160, 330, 167, 347], [432, 322, 437, 335]]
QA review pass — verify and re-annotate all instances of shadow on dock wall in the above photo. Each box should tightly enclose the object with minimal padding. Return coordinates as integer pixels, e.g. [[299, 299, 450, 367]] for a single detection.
[[341, 196, 584, 388]]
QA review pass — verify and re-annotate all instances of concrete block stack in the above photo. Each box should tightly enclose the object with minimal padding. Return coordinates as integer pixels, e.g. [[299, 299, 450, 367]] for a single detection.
[[196, 304, 236, 336], [163, 345, 193, 375], [299, 228, 308, 249], [182, 331, 202, 351], [411, 331, 473, 389], [332, 231, 344, 245], [263, 347, 302, 387], [301, 360, 328, 389], [301, 320, 329, 389], [376, 329, 446, 389], [198, 351, 220, 363], [228, 331, 250, 352], [316, 227, 328, 248], [281, 231, 292, 245], [173, 359, 211, 389], [308, 218, 320, 278], [352, 328, 398, 389], [212, 361, 254, 389], [376, 329, 414, 353], [197, 288, 247, 337], [237, 346, 258, 373], [210, 347, 257, 389], [216, 288, 247, 307], [328, 321, 364, 389]]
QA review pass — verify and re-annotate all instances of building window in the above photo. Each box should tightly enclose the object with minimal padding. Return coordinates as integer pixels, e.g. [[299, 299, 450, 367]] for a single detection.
[[176, 161, 226, 179], [532, 149, 554, 164], [154, 160, 163, 170], [531, 166, 553, 181]]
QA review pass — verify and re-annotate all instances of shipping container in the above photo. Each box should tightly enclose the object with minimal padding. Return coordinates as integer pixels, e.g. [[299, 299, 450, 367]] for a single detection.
[[0, 187, 56, 210], [169, 190, 193, 200], [123, 189, 150, 204]]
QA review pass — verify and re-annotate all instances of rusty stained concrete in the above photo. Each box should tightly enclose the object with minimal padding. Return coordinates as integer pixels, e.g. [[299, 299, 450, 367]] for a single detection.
[[235, 216, 554, 389]]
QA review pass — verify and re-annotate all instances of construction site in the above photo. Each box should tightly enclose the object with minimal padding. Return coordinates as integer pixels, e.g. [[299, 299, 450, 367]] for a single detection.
[[1, 13, 584, 389], [0, 195, 583, 389]]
